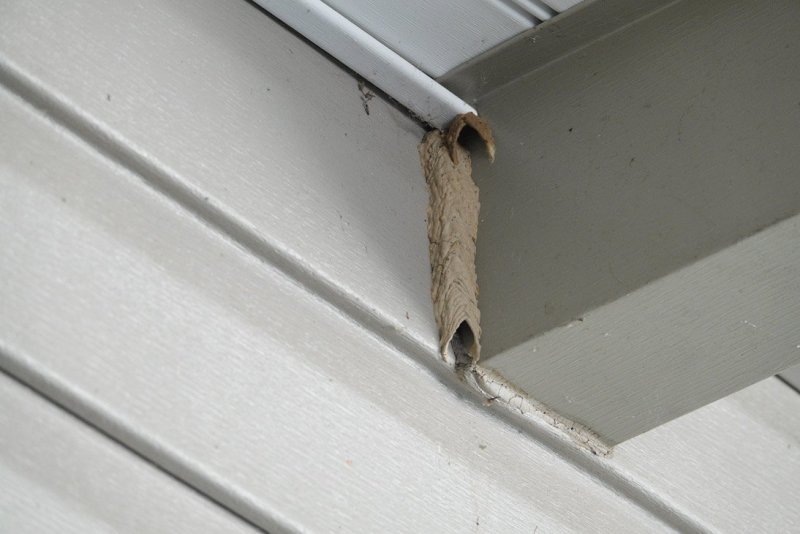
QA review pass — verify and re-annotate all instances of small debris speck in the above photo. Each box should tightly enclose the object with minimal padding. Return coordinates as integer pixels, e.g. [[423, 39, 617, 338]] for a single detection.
[[357, 80, 375, 116]]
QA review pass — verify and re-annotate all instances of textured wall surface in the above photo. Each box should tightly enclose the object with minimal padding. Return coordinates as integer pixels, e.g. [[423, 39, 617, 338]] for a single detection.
[[0, 374, 259, 534]]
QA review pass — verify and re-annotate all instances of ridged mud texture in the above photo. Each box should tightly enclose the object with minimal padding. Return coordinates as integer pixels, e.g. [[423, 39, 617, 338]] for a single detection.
[[421, 116, 613, 453], [419, 113, 495, 369]]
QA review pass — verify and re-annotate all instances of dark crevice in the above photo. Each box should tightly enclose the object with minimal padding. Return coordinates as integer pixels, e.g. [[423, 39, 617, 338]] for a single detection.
[[452, 321, 476, 376]]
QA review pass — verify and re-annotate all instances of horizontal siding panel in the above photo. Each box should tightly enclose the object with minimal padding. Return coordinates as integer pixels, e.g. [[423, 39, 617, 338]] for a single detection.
[[0, 374, 258, 534]]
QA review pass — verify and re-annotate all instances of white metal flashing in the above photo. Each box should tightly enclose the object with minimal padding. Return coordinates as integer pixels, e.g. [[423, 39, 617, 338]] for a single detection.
[[507, 0, 557, 21], [319, 0, 545, 78], [539, 0, 583, 11], [253, 0, 476, 128]]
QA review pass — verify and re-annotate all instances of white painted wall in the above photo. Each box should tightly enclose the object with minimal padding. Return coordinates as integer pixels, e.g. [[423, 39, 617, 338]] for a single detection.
[[1, 0, 798, 531], [0, 374, 259, 534]]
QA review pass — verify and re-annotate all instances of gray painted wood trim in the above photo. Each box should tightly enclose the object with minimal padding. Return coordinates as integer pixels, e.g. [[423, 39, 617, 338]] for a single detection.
[[780, 364, 800, 393], [438, 0, 676, 102], [464, 0, 800, 443], [486, 214, 800, 444]]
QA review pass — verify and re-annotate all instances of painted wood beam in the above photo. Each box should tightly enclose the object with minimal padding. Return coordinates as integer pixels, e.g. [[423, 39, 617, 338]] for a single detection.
[[452, 0, 800, 444]]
